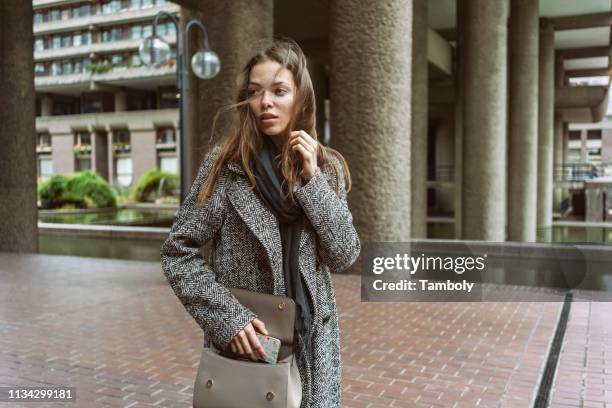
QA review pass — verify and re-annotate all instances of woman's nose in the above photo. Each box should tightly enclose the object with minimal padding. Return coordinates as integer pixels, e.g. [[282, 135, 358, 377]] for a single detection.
[[260, 91, 273, 108]]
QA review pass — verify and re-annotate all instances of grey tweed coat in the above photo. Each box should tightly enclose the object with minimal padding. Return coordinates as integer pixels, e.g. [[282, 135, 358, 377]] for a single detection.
[[160, 147, 361, 408]]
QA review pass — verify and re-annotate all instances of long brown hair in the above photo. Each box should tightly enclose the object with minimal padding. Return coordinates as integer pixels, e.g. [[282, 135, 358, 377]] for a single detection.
[[197, 37, 351, 206]]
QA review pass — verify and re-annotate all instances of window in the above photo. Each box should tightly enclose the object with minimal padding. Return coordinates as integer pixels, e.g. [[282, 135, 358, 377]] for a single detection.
[[157, 23, 167, 36], [103, 0, 122, 14], [156, 0, 167, 5], [75, 131, 91, 146], [82, 32, 92, 45], [160, 156, 177, 173], [131, 54, 141, 66], [74, 61, 83, 73], [51, 62, 62, 76], [38, 133, 52, 147], [111, 55, 123, 65], [143, 24, 153, 38], [50, 9, 61, 22], [72, 6, 80, 18], [142, 0, 154, 8], [52, 35, 61, 49], [62, 61, 73, 75], [131, 25, 142, 39], [130, 0, 141, 9], [587, 130, 602, 140], [38, 157, 53, 182], [569, 131, 581, 140], [35, 63, 46, 77], [80, 4, 91, 17], [34, 38, 44, 52], [62, 35, 72, 48], [102, 28, 122, 42], [73, 33, 82, 47], [34, 13, 43, 25], [166, 22, 176, 36], [115, 158, 133, 186], [61, 8, 71, 20], [156, 127, 176, 145]]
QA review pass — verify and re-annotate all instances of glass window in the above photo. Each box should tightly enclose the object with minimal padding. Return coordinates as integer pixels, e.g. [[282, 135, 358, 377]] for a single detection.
[[73, 33, 82, 47], [130, 0, 141, 9], [38, 133, 52, 147], [156, 0, 168, 5], [142, 0, 153, 8], [74, 61, 82, 73], [587, 130, 602, 140], [61, 8, 71, 20], [166, 22, 176, 36], [111, 27, 121, 41], [62, 35, 71, 48], [160, 156, 178, 174], [111, 55, 123, 65], [80, 4, 91, 17], [143, 24, 152, 38], [52, 35, 61, 49], [103, 0, 122, 14], [50, 9, 61, 21], [131, 25, 142, 39], [72, 6, 80, 18], [51, 62, 62, 76], [39, 157, 53, 182], [62, 61, 73, 75], [82, 32, 92, 45], [34, 13, 43, 25], [131, 54, 141, 66], [34, 38, 44, 52], [156, 24, 167, 36], [156, 127, 176, 144], [116, 158, 133, 187], [35, 63, 46, 77]]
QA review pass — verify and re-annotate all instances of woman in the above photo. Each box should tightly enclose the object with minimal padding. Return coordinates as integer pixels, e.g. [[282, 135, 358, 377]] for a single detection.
[[160, 37, 360, 407]]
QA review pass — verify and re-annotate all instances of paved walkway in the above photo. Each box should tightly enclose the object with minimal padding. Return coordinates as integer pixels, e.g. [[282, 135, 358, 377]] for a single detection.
[[0, 253, 609, 408]]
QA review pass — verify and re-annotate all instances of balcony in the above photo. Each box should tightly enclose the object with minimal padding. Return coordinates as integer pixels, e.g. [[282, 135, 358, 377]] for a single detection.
[[35, 65, 176, 94], [33, 3, 179, 35], [34, 35, 176, 62]]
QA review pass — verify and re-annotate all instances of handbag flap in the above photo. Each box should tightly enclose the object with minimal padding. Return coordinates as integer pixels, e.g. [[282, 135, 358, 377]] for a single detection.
[[229, 287, 295, 347]]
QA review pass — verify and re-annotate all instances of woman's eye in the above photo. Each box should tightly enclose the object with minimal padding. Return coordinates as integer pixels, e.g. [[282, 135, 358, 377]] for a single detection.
[[275, 89, 287, 96], [246, 89, 256, 97]]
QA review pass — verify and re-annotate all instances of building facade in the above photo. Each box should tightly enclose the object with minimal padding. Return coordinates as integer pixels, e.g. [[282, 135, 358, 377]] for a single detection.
[[33, 0, 180, 189]]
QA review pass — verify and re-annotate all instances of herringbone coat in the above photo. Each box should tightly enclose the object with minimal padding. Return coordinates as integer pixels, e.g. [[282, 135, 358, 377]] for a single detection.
[[160, 146, 361, 407]]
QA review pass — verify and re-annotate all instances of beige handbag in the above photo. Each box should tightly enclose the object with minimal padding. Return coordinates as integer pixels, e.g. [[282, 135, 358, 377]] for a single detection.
[[193, 288, 303, 408]]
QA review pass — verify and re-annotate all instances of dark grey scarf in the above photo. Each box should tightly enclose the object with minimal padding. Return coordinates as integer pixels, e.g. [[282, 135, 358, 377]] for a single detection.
[[251, 137, 313, 350]]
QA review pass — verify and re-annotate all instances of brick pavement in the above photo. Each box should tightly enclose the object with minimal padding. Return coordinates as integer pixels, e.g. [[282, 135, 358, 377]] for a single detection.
[[0, 253, 601, 408]]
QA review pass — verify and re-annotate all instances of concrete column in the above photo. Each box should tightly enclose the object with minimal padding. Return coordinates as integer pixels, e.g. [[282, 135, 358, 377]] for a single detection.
[[461, 0, 509, 241], [0, 0, 37, 252], [186, 2, 273, 186], [453, 0, 465, 239], [507, 0, 538, 242], [107, 131, 115, 186], [92, 130, 109, 181], [307, 59, 328, 146], [553, 113, 564, 213], [330, 0, 412, 243], [130, 129, 158, 186], [434, 115, 454, 215], [41, 95, 53, 117], [537, 20, 555, 240], [411, 0, 428, 238], [114, 90, 127, 112]]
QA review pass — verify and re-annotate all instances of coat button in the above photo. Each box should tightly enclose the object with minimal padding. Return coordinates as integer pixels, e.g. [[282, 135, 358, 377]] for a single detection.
[[277, 302, 286, 311], [206, 379, 214, 388], [266, 391, 275, 400]]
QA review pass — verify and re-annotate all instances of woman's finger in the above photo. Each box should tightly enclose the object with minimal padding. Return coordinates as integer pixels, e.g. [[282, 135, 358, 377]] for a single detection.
[[238, 331, 255, 359], [291, 136, 315, 153], [252, 318, 268, 335]]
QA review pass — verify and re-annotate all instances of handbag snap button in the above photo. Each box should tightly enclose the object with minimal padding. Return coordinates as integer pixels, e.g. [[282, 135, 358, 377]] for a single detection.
[[205, 379, 214, 388], [266, 391, 275, 400], [277, 302, 285, 311]]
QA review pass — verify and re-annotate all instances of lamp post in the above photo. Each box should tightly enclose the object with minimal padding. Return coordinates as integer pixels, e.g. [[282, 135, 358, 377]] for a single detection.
[[139, 11, 220, 203]]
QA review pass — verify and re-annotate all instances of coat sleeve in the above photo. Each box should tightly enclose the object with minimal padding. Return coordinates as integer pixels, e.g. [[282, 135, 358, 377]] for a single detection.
[[294, 154, 361, 273], [160, 151, 257, 350]]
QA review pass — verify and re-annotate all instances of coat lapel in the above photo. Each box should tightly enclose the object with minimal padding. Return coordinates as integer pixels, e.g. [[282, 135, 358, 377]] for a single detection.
[[225, 161, 316, 303]]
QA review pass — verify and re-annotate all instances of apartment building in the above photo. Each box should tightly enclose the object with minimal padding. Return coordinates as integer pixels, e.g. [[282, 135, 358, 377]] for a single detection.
[[33, 0, 180, 189]]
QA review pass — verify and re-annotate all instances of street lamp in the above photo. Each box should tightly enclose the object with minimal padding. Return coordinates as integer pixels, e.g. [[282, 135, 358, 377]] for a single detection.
[[139, 11, 220, 203]]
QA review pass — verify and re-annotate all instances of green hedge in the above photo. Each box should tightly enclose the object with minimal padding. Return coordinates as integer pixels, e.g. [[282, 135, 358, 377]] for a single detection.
[[39, 171, 117, 209], [132, 169, 179, 203]]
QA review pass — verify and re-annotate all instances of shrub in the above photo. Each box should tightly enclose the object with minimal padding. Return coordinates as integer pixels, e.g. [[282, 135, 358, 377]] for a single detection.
[[132, 169, 179, 203], [39, 171, 117, 209]]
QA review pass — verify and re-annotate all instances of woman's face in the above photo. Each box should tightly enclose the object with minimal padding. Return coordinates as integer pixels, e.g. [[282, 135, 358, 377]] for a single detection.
[[247, 60, 296, 137]]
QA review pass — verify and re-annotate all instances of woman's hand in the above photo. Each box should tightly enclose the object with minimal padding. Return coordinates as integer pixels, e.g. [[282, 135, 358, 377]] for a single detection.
[[290, 130, 318, 181], [229, 318, 268, 361]]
